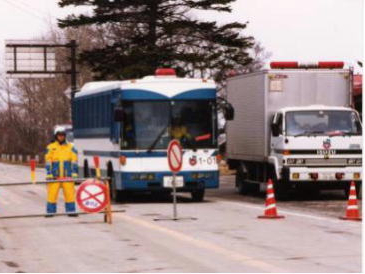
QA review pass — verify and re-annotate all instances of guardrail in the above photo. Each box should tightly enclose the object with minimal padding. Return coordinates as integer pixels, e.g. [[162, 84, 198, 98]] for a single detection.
[[0, 154, 44, 165]]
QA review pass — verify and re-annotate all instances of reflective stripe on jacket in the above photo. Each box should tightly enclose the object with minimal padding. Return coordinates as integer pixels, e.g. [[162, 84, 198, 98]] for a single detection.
[[45, 141, 78, 178]]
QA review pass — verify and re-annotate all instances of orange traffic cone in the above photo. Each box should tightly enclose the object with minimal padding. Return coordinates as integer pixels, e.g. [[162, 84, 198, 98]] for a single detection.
[[340, 181, 362, 221], [258, 179, 285, 219]]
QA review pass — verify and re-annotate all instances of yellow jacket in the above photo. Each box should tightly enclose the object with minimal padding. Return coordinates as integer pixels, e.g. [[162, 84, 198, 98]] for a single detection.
[[45, 141, 78, 179]]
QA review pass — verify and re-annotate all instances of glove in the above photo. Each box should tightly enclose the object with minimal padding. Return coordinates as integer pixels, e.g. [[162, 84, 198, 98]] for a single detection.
[[46, 175, 54, 181]]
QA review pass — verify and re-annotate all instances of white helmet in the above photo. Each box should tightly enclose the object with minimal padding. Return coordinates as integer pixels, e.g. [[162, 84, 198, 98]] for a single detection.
[[54, 126, 66, 136]]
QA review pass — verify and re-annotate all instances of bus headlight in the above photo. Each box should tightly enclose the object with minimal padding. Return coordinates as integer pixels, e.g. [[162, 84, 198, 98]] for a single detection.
[[191, 172, 212, 179], [131, 173, 155, 181]]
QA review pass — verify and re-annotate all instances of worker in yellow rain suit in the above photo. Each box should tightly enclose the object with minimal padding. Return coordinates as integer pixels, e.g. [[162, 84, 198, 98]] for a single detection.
[[45, 126, 78, 217]]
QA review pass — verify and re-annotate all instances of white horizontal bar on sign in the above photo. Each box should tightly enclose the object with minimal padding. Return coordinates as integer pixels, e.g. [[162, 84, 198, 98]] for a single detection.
[[6, 73, 56, 79], [5, 39, 55, 45]]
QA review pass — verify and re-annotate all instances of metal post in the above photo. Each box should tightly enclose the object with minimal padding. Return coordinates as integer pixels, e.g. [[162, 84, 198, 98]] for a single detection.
[[70, 40, 78, 99], [172, 173, 177, 220]]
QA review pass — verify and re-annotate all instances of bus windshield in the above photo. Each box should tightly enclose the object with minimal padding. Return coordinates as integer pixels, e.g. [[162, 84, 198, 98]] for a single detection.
[[121, 100, 217, 150], [285, 110, 362, 136]]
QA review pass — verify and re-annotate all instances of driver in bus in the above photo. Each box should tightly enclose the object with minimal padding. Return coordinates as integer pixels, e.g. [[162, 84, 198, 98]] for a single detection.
[[170, 117, 191, 141]]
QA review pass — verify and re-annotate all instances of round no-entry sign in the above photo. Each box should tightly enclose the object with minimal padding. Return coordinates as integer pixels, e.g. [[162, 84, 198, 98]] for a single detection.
[[167, 139, 183, 173], [76, 179, 109, 213]]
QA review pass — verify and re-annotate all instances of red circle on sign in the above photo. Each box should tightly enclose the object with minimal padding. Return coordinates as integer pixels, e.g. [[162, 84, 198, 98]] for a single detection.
[[167, 139, 183, 173], [76, 179, 109, 213]]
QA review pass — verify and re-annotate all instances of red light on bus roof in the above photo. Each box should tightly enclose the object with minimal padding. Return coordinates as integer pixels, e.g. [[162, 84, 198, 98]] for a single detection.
[[270, 62, 298, 69], [155, 68, 176, 76], [318, 62, 344, 69]]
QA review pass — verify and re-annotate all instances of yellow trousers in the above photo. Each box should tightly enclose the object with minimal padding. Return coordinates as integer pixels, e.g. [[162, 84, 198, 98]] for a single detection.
[[46, 182, 76, 213]]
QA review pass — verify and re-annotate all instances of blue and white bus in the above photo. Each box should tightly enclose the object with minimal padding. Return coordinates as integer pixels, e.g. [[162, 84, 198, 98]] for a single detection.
[[72, 69, 220, 201]]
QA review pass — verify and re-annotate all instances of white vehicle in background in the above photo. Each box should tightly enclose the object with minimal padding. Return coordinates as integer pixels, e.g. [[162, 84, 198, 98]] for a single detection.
[[226, 61, 362, 198], [72, 68, 220, 202]]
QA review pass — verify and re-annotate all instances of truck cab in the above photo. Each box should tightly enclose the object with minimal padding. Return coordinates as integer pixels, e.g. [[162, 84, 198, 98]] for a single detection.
[[226, 61, 363, 198], [269, 106, 362, 196]]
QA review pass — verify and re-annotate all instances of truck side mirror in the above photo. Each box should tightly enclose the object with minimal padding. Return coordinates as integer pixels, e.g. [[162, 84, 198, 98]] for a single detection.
[[224, 103, 235, 121], [114, 107, 124, 122], [271, 123, 280, 137]]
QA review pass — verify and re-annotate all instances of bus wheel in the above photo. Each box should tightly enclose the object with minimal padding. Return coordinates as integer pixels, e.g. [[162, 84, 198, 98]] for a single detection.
[[107, 162, 126, 203], [191, 189, 205, 202], [84, 160, 89, 178]]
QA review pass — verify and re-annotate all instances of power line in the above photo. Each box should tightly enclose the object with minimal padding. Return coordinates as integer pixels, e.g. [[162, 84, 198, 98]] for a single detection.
[[2, 0, 46, 22], [17, 0, 48, 18]]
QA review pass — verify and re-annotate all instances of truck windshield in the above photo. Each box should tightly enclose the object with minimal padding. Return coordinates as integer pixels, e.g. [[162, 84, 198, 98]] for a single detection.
[[285, 110, 362, 136], [121, 100, 217, 150]]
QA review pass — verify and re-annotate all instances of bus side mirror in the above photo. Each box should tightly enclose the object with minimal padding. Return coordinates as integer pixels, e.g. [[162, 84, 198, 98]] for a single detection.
[[271, 123, 280, 137], [355, 120, 362, 134], [224, 103, 235, 121], [114, 107, 124, 122]]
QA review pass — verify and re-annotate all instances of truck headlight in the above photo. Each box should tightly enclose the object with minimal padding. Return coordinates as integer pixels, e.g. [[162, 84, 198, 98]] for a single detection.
[[347, 159, 362, 165], [287, 158, 297, 164], [287, 159, 306, 165]]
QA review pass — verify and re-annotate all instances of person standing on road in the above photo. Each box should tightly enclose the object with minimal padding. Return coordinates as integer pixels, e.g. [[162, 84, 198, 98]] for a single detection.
[[44, 126, 78, 217]]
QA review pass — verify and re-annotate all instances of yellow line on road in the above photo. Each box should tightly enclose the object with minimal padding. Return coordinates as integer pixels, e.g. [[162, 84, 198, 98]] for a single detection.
[[118, 214, 284, 272]]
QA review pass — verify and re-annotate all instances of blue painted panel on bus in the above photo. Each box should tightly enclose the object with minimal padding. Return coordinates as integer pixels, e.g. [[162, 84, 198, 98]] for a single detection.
[[121, 88, 216, 100], [118, 171, 219, 190]]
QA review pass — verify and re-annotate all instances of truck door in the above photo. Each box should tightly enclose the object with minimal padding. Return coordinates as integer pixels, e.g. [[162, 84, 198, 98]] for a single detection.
[[271, 112, 284, 152]]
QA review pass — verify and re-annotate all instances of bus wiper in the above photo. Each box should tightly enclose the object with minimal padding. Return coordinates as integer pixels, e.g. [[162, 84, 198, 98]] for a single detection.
[[147, 125, 169, 153], [294, 131, 324, 137]]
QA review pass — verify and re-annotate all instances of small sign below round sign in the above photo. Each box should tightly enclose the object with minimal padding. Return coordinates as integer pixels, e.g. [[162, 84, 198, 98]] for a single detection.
[[167, 139, 183, 173], [76, 179, 109, 213]]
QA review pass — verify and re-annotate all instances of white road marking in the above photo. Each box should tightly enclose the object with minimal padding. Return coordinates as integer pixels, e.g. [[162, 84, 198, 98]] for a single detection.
[[117, 213, 284, 272], [221, 200, 361, 226]]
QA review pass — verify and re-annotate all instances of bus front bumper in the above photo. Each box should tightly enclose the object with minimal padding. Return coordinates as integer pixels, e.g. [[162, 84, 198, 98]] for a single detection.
[[117, 171, 219, 191]]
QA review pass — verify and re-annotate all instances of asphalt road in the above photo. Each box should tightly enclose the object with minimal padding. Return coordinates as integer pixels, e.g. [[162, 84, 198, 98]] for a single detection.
[[0, 163, 361, 273]]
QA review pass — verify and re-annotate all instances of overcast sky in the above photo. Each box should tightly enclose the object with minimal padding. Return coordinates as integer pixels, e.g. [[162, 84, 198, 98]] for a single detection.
[[0, 0, 363, 73]]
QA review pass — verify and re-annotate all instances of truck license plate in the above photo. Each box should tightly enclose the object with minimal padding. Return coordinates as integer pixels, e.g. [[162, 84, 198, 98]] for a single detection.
[[163, 176, 184, 188]]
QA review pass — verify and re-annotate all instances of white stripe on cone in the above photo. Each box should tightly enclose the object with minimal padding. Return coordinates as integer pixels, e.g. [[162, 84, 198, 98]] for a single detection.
[[266, 204, 277, 210], [267, 184, 273, 189], [347, 205, 359, 210], [349, 195, 357, 200], [267, 193, 275, 199]]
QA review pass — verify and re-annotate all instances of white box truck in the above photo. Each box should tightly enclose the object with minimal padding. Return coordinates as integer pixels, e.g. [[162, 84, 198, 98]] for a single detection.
[[226, 62, 362, 198]]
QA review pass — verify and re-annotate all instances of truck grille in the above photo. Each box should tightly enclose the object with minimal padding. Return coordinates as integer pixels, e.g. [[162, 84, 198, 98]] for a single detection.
[[288, 158, 361, 167], [305, 158, 348, 166]]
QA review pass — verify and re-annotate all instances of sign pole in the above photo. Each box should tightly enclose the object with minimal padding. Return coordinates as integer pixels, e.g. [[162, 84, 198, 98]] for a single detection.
[[172, 172, 177, 220], [154, 139, 196, 222]]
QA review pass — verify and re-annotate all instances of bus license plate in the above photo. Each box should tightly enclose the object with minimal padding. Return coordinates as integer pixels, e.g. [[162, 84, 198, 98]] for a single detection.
[[163, 176, 184, 188]]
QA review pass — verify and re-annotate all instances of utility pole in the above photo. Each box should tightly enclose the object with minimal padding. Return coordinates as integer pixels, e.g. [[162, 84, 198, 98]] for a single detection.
[[69, 40, 78, 99]]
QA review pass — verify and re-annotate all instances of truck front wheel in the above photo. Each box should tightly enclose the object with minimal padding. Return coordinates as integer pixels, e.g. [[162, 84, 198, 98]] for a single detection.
[[236, 164, 250, 194]]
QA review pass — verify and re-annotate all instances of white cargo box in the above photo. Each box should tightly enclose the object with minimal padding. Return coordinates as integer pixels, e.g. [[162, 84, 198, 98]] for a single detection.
[[226, 69, 351, 161]]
